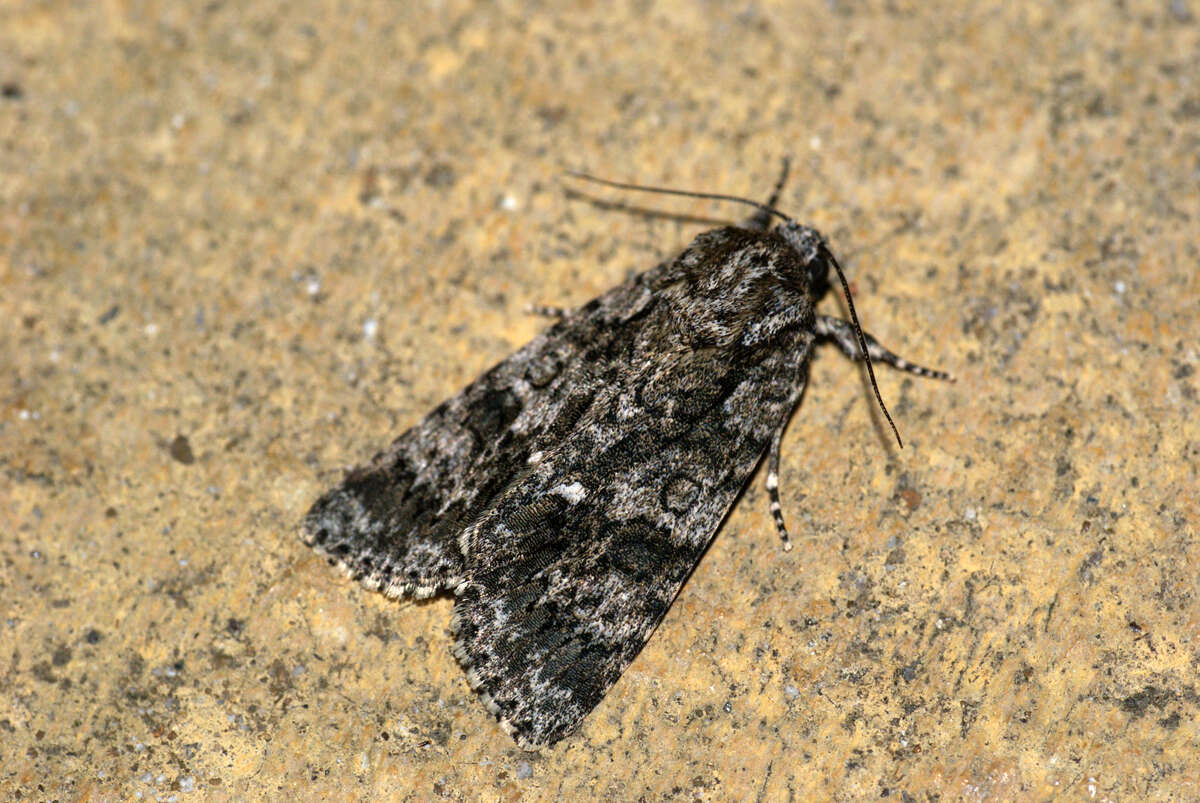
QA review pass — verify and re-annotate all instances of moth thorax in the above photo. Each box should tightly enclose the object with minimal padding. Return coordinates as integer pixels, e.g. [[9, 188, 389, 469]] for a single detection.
[[776, 221, 829, 289]]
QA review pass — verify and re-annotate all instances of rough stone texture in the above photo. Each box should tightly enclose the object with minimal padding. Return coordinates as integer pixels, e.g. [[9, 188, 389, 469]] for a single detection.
[[2, 1, 1197, 799]]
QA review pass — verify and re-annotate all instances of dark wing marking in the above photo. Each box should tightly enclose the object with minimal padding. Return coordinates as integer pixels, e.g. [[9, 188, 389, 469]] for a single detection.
[[301, 260, 668, 599], [450, 338, 814, 748]]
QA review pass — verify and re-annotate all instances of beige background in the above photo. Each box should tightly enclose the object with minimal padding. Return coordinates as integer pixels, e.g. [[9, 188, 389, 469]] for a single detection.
[[2, 1, 1198, 799]]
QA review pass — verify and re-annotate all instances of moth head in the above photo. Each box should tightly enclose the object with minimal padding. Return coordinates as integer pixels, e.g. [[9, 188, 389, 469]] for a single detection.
[[776, 221, 831, 298]]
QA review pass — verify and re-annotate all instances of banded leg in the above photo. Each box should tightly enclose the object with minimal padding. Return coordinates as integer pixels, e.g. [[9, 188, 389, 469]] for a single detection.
[[765, 422, 794, 551], [815, 315, 954, 381], [525, 303, 571, 319]]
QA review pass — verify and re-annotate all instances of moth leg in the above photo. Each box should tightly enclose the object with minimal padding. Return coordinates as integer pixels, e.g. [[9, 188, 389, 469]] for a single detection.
[[815, 315, 954, 381], [742, 157, 792, 232], [766, 422, 795, 551], [524, 303, 571, 319]]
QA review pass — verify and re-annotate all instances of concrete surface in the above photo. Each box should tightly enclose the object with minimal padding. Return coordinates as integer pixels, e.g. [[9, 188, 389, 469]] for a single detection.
[[2, 1, 1198, 799]]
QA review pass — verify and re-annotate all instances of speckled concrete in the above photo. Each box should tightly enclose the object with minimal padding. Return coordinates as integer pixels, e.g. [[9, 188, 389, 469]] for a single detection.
[[2, 1, 1198, 800]]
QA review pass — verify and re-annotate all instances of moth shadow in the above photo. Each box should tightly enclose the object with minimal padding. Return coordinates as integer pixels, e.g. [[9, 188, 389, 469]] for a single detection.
[[562, 187, 732, 228]]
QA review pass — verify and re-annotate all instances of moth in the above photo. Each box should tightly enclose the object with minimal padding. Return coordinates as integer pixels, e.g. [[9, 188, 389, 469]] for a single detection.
[[301, 163, 950, 749]]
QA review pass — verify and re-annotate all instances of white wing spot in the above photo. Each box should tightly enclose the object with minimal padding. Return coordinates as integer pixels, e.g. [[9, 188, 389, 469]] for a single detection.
[[549, 482, 587, 504]]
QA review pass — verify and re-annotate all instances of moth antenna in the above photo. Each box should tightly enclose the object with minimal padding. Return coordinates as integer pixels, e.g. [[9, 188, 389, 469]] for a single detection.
[[565, 170, 790, 223], [745, 157, 792, 231], [824, 248, 904, 448], [764, 157, 791, 210]]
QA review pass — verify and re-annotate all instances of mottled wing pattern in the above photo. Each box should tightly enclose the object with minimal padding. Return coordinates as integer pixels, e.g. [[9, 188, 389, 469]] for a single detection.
[[302, 261, 668, 599], [451, 323, 815, 748], [302, 217, 844, 749]]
